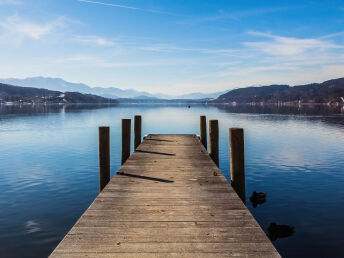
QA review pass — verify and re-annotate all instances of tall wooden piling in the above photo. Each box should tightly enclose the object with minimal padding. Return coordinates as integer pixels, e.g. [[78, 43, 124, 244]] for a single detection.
[[122, 119, 131, 165], [98, 126, 110, 192], [209, 120, 219, 167], [200, 115, 207, 150], [229, 128, 246, 203], [134, 115, 142, 150]]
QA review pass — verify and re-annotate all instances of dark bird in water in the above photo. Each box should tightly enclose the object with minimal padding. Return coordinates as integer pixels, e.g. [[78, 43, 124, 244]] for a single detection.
[[187, 105, 191, 108], [250, 191, 266, 208], [268, 222, 294, 241]]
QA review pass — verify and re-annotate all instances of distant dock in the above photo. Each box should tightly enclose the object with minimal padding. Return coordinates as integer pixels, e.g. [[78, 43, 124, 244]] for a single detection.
[[50, 116, 280, 257]]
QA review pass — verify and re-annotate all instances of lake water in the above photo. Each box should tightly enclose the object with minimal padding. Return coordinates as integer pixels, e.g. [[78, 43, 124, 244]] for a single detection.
[[1, 104, 344, 258]]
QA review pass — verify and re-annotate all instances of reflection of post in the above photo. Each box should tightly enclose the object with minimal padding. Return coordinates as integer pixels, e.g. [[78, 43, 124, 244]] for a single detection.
[[99, 126, 110, 192], [209, 120, 219, 166], [122, 119, 131, 165], [229, 128, 246, 203], [200, 116, 207, 150], [134, 115, 142, 150], [268, 222, 295, 241]]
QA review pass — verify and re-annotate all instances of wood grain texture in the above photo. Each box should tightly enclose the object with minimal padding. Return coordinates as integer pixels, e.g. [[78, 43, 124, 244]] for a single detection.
[[229, 128, 246, 203], [209, 120, 219, 167], [200, 116, 207, 150], [121, 119, 131, 165], [50, 134, 280, 257], [134, 115, 142, 150], [98, 126, 110, 192]]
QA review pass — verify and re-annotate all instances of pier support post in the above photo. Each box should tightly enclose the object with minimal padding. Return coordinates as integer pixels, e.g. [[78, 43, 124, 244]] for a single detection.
[[122, 119, 131, 165], [99, 126, 110, 192], [209, 120, 219, 166], [229, 128, 246, 203], [134, 115, 142, 150], [200, 116, 207, 150]]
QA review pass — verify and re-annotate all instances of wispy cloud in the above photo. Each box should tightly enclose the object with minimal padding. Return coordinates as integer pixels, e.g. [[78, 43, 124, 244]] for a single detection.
[[320, 31, 344, 39], [139, 44, 238, 55], [0, 0, 22, 5], [201, 31, 344, 91], [244, 31, 344, 56], [74, 35, 115, 46], [55, 54, 197, 68], [178, 6, 295, 25], [0, 14, 65, 44], [77, 0, 165, 14]]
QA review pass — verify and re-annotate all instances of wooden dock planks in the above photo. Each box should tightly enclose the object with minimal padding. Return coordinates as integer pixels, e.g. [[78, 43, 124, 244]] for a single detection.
[[50, 134, 280, 257]]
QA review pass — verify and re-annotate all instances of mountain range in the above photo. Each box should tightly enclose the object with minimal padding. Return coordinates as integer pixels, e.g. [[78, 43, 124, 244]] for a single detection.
[[0, 77, 225, 100], [1, 76, 343, 105], [214, 77, 344, 104], [0, 83, 117, 104]]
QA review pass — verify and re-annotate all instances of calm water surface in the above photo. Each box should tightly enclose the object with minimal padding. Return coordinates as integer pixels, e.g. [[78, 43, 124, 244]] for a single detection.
[[0, 104, 344, 258]]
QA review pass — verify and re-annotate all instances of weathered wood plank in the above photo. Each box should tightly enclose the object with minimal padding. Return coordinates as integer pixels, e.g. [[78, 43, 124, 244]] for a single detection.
[[50, 134, 279, 257], [134, 115, 142, 150], [52, 242, 277, 253], [51, 253, 278, 258], [98, 126, 110, 192], [74, 220, 261, 228]]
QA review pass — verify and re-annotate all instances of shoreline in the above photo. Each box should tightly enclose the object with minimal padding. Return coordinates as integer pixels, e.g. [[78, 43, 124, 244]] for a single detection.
[[1, 101, 343, 107]]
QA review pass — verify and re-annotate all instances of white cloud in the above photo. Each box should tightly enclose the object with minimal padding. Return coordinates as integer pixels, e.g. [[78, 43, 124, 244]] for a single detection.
[[139, 44, 238, 55], [0, 14, 65, 44], [244, 31, 344, 56], [321, 31, 344, 39], [176, 31, 344, 92], [1, 12, 343, 95], [74, 35, 115, 46]]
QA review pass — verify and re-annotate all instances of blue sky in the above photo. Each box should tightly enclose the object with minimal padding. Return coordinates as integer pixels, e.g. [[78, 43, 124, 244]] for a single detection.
[[0, 0, 344, 94]]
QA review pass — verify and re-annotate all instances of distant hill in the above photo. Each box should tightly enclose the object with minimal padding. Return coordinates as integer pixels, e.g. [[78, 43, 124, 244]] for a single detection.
[[214, 78, 344, 104], [3, 76, 342, 104], [0, 83, 117, 104], [132, 95, 159, 100], [0, 77, 225, 100], [176, 91, 227, 100], [0, 77, 159, 99], [115, 98, 209, 104], [0, 77, 91, 93]]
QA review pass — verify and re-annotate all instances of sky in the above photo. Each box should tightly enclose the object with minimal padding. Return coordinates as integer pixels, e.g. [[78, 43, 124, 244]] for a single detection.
[[0, 0, 344, 94]]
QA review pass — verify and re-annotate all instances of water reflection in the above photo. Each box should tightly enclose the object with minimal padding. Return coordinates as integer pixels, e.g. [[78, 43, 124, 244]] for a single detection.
[[214, 103, 344, 116], [268, 222, 295, 241], [0, 103, 117, 117], [216, 104, 344, 130], [250, 191, 267, 208], [25, 220, 41, 234], [0, 104, 343, 258]]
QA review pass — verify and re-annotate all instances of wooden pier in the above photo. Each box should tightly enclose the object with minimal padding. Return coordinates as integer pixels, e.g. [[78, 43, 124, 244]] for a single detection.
[[50, 121, 280, 257]]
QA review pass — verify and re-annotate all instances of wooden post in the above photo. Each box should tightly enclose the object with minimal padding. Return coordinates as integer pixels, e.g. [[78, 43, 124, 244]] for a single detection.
[[229, 128, 246, 203], [200, 116, 207, 150], [99, 126, 110, 192], [122, 119, 131, 165], [134, 115, 142, 150], [209, 120, 219, 167]]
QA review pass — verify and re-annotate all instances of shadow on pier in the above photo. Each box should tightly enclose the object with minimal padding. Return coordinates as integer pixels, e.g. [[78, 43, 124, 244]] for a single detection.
[[135, 150, 176, 156], [117, 171, 174, 183]]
